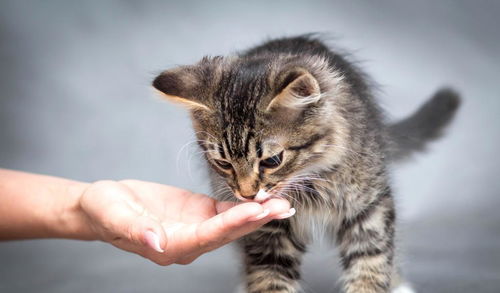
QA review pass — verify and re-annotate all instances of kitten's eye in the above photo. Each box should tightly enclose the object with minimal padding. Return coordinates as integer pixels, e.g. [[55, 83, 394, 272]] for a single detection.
[[260, 151, 284, 168], [214, 159, 232, 170]]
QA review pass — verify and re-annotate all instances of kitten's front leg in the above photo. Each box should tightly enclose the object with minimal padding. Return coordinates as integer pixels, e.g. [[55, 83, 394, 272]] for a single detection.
[[239, 219, 306, 293], [336, 190, 396, 293]]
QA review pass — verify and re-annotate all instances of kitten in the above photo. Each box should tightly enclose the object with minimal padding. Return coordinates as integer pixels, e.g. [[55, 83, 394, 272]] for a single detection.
[[153, 35, 460, 293]]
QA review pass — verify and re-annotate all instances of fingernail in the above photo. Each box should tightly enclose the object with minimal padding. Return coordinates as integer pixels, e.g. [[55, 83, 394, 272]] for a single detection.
[[145, 231, 164, 253], [251, 209, 270, 221], [276, 208, 296, 219]]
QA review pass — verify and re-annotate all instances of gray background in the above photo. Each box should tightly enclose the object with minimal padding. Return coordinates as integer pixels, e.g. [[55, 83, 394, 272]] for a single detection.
[[1, 0, 499, 292]]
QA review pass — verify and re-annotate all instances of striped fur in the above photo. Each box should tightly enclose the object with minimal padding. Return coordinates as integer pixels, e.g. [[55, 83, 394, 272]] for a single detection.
[[154, 35, 460, 293]]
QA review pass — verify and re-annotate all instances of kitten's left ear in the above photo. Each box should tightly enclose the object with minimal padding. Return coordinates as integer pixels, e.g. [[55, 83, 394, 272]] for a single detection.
[[266, 68, 321, 112], [153, 64, 211, 111]]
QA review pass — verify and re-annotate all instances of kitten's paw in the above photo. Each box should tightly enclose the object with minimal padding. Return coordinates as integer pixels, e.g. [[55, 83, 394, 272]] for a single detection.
[[392, 283, 416, 293]]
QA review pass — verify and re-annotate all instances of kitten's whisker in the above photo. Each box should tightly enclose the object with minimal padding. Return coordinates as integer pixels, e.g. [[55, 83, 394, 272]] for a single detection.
[[176, 137, 216, 176], [275, 190, 303, 208], [211, 181, 237, 202], [210, 183, 234, 198], [282, 173, 336, 207], [268, 182, 303, 208], [176, 139, 202, 174], [186, 146, 218, 182]]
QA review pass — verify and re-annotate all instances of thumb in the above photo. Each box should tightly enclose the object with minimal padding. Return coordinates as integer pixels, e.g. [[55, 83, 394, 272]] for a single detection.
[[131, 214, 167, 253], [100, 200, 167, 253], [81, 181, 167, 253]]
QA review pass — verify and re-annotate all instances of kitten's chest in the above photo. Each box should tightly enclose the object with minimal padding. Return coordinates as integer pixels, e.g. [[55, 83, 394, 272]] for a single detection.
[[291, 204, 340, 243], [289, 177, 347, 239]]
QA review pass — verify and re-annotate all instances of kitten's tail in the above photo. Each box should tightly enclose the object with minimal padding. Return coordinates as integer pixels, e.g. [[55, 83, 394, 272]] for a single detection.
[[387, 88, 461, 162]]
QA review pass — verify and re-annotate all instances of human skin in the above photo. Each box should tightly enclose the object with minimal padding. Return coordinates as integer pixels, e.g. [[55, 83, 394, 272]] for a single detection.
[[0, 169, 293, 265]]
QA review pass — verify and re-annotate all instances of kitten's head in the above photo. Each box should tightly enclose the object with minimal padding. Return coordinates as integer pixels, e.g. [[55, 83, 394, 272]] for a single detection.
[[153, 55, 348, 202]]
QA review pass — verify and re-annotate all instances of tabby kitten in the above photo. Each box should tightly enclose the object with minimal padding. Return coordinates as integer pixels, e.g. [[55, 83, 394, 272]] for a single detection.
[[153, 35, 460, 293]]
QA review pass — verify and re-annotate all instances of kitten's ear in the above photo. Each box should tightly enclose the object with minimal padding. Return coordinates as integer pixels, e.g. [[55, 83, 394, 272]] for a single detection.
[[266, 68, 321, 112], [153, 65, 210, 111]]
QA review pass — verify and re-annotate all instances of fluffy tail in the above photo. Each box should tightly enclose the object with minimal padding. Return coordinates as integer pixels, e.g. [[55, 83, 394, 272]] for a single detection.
[[387, 88, 461, 161]]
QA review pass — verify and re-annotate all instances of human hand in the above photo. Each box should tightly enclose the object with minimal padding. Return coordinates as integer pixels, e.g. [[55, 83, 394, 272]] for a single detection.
[[78, 180, 293, 265]]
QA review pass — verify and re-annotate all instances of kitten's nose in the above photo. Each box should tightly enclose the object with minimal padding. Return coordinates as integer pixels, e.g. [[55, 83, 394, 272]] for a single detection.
[[241, 194, 256, 200]]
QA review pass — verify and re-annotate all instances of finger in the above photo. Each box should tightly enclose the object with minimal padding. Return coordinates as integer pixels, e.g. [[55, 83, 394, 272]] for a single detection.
[[196, 198, 294, 251], [194, 202, 268, 251], [161, 201, 294, 261], [215, 198, 291, 216], [214, 201, 239, 214], [260, 198, 292, 218]]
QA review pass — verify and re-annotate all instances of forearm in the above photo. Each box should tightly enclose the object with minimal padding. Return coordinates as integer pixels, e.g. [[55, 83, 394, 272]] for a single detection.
[[0, 169, 96, 241]]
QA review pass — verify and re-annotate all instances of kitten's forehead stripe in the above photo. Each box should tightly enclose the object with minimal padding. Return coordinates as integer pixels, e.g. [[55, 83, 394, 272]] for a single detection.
[[222, 133, 233, 158], [244, 130, 254, 156], [215, 61, 269, 158]]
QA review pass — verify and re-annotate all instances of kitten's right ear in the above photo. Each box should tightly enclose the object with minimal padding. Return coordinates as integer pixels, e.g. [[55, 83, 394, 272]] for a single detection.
[[153, 66, 210, 111], [266, 68, 321, 112]]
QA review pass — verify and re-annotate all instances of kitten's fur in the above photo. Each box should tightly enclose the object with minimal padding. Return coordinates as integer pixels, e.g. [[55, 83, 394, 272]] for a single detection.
[[153, 35, 460, 293]]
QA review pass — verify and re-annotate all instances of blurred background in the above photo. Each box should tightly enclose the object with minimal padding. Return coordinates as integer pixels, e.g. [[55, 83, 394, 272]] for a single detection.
[[0, 0, 499, 292]]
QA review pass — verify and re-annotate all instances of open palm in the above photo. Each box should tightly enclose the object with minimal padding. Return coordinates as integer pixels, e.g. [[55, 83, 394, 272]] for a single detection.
[[79, 179, 291, 265]]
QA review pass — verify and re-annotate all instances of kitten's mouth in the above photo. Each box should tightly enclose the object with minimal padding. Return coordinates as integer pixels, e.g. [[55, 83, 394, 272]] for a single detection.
[[236, 188, 283, 203]]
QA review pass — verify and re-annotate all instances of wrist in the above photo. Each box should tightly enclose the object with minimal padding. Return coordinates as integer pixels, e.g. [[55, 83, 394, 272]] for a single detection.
[[53, 180, 97, 240], [0, 169, 100, 240]]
